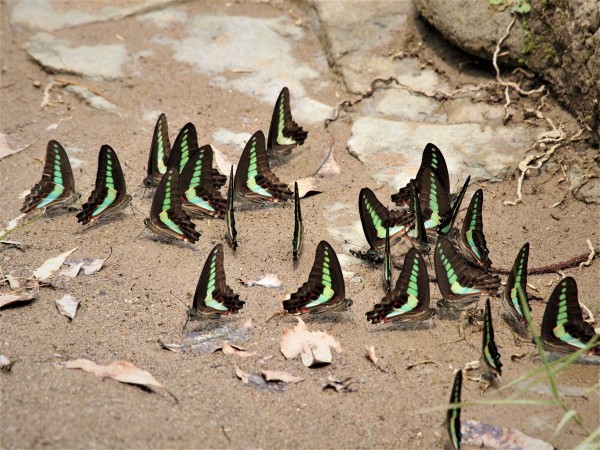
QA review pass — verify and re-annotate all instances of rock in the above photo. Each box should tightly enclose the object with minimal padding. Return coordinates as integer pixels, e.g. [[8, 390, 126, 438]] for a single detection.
[[24, 33, 128, 80]]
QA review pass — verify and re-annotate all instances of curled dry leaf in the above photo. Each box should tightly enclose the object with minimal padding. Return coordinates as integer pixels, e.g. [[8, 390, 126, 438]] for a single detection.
[[220, 341, 259, 358], [366, 346, 378, 364], [261, 369, 304, 383], [55, 294, 79, 319], [462, 420, 552, 450], [5, 274, 21, 290], [33, 247, 78, 280], [240, 274, 282, 289], [0, 282, 40, 308], [316, 144, 341, 178], [62, 247, 112, 278], [323, 375, 357, 393], [463, 360, 481, 371], [235, 366, 251, 384], [212, 146, 236, 176], [293, 177, 323, 199], [57, 359, 165, 391], [235, 366, 284, 392], [59, 261, 85, 278], [0, 355, 14, 371], [280, 317, 342, 368]]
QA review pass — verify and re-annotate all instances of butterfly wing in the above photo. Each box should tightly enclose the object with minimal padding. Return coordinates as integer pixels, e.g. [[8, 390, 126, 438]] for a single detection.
[[292, 181, 303, 264], [180, 145, 226, 219], [21, 140, 77, 213], [382, 215, 392, 293], [211, 168, 227, 189], [267, 87, 308, 157], [366, 248, 432, 324], [283, 241, 349, 314], [191, 244, 244, 317], [459, 189, 492, 269], [434, 237, 500, 307], [446, 370, 462, 450], [144, 113, 171, 187], [77, 145, 129, 225], [407, 180, 429, 253], [146, 167, 200, 243], [168, 123, 197, 174], [438, 176, 470, 235], [503, 243, 531, 324], [225, 166, 238, 250], [234, 130, 292, 203], [482, 298, 502, 376], [541, 277, 600, 355], [419, 167, 450, 229]]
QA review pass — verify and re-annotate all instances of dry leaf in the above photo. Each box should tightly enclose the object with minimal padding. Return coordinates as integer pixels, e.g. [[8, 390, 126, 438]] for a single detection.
[[463, 360, 481, 371], [0, 213, 27, 240], [293, 177, 323, 199], [5, 274, 21, 290], [235, 366, 251, 384], [212, 146, 236, 176], [280, 317, 342, 367], [323, 375, 357, 392], [220, 341, 258, 358], [62, 247, 112, 277], [56, 294, 79, 319], [57, 359, 164, 390], [366, 346, 378, 364], [240, 274, 282, 289], [161, 319, 254, 353], [261, 370, 304, 383], [0, 355, 14, 371], [234, 366, 285, 393], [59, 261, 85, 278], [0, 283, 40, 308], [316, 145, 341, 178], [0, 133, 34, 159], [33, 247, 78, 280], [462, 420, 552, 450]]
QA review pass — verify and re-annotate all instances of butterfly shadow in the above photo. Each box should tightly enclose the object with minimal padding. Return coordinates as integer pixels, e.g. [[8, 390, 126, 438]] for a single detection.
[[73, 211, 130, 234], [367, 319, 437, 333]]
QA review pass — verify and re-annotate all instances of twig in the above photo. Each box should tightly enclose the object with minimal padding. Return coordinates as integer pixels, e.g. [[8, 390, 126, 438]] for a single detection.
[[41, 77, 119, 109], [491, 251, 597, 275], [579, 240, 595, 268]]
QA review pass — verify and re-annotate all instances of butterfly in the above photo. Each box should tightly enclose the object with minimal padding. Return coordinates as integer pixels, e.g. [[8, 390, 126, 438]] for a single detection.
[[351, 188, 412, 262], [366, 248, 435, 324], [185, 243, 245, 325], [283, 240, 352, 315], [144, 167, 200, 243], [445, 370, 462, 450], [438, 176, 471, 236], [502, 243, 531, 328], [392, 143, 450, 207], [167, 122, 226, 189], [143, 113, 171, 188], [267, 87, 308, 157], [434, 237, 500, 309], [225, 166, 237, 251], [541, 277, 600, 356], [180, 145, 227, 219], [234, 130, 293, 203], [76, 145, 131, 225], [407, 179, 430, 253], [382, 215, 392, 293], [292, 181, 303, 265], [458, 189, 492, 269], [21, 140, 78, 214], [481, 298, 502, 378]]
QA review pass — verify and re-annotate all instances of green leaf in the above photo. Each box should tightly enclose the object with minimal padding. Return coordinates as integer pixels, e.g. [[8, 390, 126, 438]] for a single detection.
[[512, 0, 531, 14]]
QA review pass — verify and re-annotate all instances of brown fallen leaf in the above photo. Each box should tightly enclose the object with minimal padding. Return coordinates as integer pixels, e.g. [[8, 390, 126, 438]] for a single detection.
[[316, 144, 341, 178], [0, 282, 40, 308], [462, 420, 552, 450], [63, 247, 112, 277], [56, 359, 175, 400], [261, 369, 304, 383], [366, 345, 388, 372], [33, 247, 78, 280], [293, 177, 323, 199], [235, 366, 251, 384], [235, 366, 284, 392], [220, 341, 259, 358], [280, 317, 342, 367], [212, 146, 236, 176], [0, 133, 34, 159]]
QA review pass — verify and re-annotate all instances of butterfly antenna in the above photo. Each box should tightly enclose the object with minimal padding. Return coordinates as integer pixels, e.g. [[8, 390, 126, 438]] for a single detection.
[[133, 220, 149, 242], [265, 310, 286, 324], [123, 160, 146, 177], [182, 314, 190, 332]]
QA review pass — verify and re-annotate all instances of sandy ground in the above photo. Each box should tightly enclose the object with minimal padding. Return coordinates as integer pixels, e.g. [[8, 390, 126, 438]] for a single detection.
[[1, 1, 599, 449]]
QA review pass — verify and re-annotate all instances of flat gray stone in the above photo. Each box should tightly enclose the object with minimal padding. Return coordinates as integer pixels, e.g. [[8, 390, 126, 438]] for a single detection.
[[24, 33, 128, 80], [347, 116, 535, 190]]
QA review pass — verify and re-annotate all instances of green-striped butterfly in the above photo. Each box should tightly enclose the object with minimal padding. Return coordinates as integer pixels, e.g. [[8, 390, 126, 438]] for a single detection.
[[167, 122, 226, 189], [392, 143, 450, 207], [267, 87, 307, 157], [445, 370, 462, 450], [502, 243, 531, 327], [541, 277, 600, 355], [144, 167, 200, 243], [180, 145, 227, 219], [434, 237, 500, 309], [352, 188, 412, 262], [481, 298, 502, 378], [144, 113, 171, 188], [419, 167, 450, 230], [459, 189, 492, 269], [407, 179, 430, 253], [225, 166, 237, 251], [21, 140, 78, 214], [438, 176, 471, 236], [185, 244, 244, 324], [283, 241, 351, 315], [292, 181, 303, 265], [234, 130, 293, 203], [77, 145, 131, 225], [366, 248, 434, 324], [382, 213, 392, 293]]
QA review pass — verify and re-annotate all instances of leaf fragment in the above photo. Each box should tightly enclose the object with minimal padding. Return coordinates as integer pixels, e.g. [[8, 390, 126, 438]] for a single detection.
[[0, 282, 40, 308], [33, 247, 78, 280], [55, 294, 79, 319], [261, 369, 304, 383], [240, 273, 282, 289], [280, 317, 342, 367]]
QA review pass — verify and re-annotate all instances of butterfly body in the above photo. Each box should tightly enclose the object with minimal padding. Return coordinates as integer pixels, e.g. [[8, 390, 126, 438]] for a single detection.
[[180, 145, 226, 219], [225, 166, 238, 250], [267, 87, 307, 157], [21, 140, 78, 214], [145, 167, 200, 243], [407, 180, 430, 254], [234, 131, 292, 203], [367, 248, 434, 324], [187, 244, 244, 322], [382, 216, 392, 293], [541, 277, 600, 356], [77, 145, 130, 225], [292, 182, 303, 265], [434, 237, 500, 309], [283, 241, 351, 315]]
